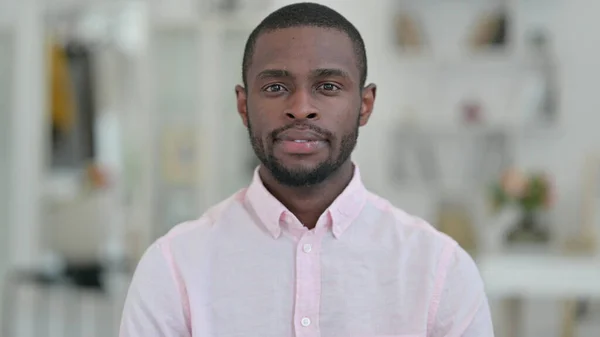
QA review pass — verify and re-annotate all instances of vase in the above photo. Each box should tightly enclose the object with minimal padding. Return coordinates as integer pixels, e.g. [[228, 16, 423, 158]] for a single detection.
[[506, 210, 550, 244]]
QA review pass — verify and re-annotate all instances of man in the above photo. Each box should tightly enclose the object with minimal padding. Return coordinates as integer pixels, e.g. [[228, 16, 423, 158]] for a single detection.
[[120, 2, 494, 337]]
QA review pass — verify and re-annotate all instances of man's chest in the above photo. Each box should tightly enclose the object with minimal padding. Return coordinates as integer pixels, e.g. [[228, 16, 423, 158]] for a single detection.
[[183, 237, 436, 337]]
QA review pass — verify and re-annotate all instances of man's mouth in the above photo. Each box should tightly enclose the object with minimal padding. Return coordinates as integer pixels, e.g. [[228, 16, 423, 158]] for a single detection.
[[276, 129, 327, 142], [274, 129, 328, 154]]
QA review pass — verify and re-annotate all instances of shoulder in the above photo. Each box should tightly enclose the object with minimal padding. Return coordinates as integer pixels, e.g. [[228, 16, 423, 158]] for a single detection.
[[364, 193, 486, 322], [366, 191, 458, 252], [362, 191, 475, 282]]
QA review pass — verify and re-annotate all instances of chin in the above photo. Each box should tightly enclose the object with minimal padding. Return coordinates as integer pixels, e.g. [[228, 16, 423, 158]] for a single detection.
[[270, 163, 331, 187], [275, 157, 325, 171]]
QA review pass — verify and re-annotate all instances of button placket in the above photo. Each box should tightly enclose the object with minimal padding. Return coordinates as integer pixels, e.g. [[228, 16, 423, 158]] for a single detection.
[[293, 232, 322, 337]]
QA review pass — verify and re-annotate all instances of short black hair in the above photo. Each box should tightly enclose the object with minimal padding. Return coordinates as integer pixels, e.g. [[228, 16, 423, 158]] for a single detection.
[[242, 2, 368, 88]]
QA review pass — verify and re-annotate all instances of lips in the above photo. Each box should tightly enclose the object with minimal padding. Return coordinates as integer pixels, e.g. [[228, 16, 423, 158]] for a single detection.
[[275, 129, 328, 154], [276, 129, 326, 142]]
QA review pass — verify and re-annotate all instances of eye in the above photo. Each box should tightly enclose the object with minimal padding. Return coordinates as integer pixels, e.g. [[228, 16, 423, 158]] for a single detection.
[[264, 84, 287, 93], [317, 83, 341, 92]]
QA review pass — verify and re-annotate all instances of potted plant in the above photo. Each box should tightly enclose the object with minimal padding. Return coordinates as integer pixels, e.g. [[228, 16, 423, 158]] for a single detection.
[[490, 168, 554, 243]]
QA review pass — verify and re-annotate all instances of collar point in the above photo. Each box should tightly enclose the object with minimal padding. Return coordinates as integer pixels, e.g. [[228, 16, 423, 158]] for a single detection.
[[332, 226, 343, 239], [271, 228, 282, 239]]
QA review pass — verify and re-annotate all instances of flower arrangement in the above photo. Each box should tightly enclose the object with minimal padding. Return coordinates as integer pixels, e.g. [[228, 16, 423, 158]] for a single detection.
[[84, 162, 111, 190], [491, 168, 554, 213], [490, 168, 554, 242]]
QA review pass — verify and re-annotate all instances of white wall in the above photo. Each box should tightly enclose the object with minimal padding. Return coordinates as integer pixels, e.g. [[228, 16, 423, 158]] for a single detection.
[[0, 30, 13, 320], [0, 1, 16, 28], [8, 0, 46, 269]]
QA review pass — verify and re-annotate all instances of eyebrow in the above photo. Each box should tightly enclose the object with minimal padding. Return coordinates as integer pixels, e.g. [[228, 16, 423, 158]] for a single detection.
[[256, 69, 293, 80], [255, 68, 352, 81], [311, 68, 351, 80]]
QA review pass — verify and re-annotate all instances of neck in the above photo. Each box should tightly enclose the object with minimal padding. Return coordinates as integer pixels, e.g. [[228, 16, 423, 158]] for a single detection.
[[259, 160, 355, 229]]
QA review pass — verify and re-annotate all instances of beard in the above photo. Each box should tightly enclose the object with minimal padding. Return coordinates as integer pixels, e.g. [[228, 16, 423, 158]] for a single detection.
[[248, 117, 359, 187]]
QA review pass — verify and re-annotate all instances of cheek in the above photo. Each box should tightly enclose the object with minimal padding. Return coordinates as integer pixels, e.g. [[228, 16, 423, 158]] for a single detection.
[[247, 115, 270, 143], [335, 106, 360, 130], [248, 106, 278, 136]]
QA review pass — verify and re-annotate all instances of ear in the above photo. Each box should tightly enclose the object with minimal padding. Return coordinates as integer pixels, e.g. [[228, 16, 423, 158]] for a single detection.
[[359, 83, 377, 126], [235, 85, 248, 127]]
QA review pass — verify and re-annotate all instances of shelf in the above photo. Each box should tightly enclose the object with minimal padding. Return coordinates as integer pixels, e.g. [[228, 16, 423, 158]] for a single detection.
[[396, 122, 563, 139], [394, 53, 533, 74], [43, 170, 81, 201], [514, 122, 564, 138], [478, 253, 600, 298]]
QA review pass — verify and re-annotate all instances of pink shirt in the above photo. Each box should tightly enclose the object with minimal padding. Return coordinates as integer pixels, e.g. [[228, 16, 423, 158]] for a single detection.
[[120, 166, 494, 337]]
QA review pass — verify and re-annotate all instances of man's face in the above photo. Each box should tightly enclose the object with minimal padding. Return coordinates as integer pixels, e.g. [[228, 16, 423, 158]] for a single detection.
[[236, 26, 376, 187]]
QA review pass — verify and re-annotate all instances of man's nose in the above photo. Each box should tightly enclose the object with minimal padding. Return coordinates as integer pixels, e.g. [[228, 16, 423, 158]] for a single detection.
[[284, 90, 320, 121]]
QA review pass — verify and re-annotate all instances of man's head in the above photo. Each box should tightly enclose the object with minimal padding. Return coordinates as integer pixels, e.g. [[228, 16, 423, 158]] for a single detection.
[[236, 2, 376, 187]]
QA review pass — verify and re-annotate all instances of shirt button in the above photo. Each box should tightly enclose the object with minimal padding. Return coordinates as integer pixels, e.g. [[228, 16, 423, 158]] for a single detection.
[[303, 244, 312, 253], [301, 317, 311, 327]]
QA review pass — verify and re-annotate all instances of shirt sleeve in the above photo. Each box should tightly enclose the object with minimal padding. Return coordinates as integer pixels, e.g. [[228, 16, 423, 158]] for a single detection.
[[119, 242, 191, 337], [429, 243, 495, 337]]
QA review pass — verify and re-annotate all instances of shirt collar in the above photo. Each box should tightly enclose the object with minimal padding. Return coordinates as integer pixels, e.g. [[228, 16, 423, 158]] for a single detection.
[[245, 164, 368, 239]]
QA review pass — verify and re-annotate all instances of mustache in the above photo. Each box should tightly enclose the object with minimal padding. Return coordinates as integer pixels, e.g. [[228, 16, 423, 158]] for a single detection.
[[270, 122, 333, 140]]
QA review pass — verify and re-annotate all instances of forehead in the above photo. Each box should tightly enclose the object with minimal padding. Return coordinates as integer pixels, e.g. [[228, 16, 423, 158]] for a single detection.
[[249, 26, 359, 81]]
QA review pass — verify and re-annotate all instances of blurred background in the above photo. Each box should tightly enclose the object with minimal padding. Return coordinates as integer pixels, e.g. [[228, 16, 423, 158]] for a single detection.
[[1, 0, 599, 336]]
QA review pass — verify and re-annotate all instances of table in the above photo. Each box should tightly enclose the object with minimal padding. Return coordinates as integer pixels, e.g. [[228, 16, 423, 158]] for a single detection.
[[477, 253, 600, 337]]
